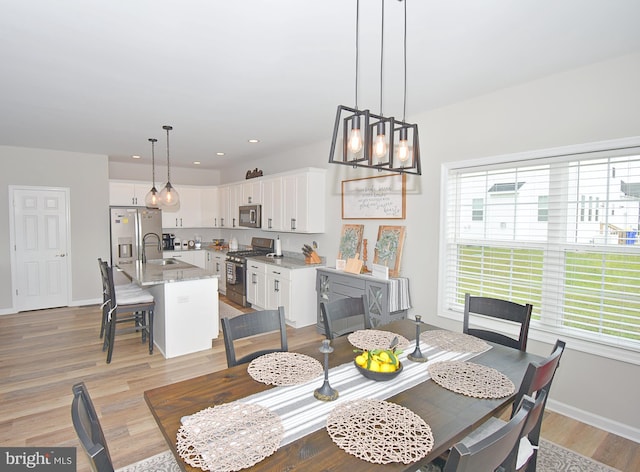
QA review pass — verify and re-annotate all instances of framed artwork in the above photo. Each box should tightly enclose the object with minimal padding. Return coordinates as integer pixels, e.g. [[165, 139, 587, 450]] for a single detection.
[[341, 173, 406, 219], [373, 225, 405, 278], [338, 224, 364, 260]]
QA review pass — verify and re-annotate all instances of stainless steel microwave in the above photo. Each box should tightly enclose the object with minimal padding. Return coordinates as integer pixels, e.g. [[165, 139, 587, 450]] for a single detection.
[[238, 204, 261, 228]]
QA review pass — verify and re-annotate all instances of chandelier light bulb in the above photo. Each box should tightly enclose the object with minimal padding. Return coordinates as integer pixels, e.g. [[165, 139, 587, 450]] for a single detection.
[[348, 116, 363, 154], [397, 128, 410, 163], [373, 122, 387, 159]]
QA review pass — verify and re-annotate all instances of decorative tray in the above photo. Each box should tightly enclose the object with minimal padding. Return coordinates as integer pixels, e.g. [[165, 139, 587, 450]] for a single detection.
[[348, 329, 411, 351], [247, 351, 323, 386], [177, 402, 283, 472], [428, 361, 515, 399], [326, 399, 434, 464], [420, 330, 490, 353]]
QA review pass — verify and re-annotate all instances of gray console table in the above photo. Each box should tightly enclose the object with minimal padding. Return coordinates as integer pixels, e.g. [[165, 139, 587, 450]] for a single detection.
[[316, 267, 410, 335]]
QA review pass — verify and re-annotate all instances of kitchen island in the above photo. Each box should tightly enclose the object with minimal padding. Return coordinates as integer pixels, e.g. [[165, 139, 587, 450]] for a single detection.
[[117, 259, 218, 359]]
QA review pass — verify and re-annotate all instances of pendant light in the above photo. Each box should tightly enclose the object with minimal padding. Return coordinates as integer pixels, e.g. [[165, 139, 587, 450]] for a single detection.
[[369, 0, 393, 168], [329, 0, 369, 167], [159, 125, 180, 208], [144, 138, 160, 208], [329, 0, 421, 175], [391, 0, 420, 173]]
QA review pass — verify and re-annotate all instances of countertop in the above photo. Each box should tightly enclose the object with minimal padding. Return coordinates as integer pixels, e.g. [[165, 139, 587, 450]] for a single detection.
[[117, 259, 218, 286], [246, 254, 325, 269]]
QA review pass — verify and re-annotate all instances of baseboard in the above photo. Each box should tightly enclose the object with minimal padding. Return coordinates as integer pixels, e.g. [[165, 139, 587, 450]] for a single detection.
[[69, 297, 101, 307], [547, 398, 640, 443], [0, 307, 17, 315]]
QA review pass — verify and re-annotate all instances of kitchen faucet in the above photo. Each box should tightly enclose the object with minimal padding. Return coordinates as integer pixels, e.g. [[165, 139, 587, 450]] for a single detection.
[[142, 232, 162, 263]]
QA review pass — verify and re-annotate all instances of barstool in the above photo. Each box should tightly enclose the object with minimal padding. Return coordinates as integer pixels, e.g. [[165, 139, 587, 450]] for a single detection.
[[101, 261, 155, 364], [98, 258, 144, 339]]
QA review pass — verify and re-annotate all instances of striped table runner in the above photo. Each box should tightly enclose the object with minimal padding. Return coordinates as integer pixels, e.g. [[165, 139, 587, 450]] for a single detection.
[[241, 341, 491, 447]]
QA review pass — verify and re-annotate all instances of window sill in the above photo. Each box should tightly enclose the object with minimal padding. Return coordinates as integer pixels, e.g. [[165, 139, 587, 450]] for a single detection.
[[437, 309, 640, 366]]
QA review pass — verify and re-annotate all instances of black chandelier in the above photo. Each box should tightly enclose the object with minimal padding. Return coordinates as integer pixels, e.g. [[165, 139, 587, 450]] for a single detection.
[[329, 0, 421, 176]]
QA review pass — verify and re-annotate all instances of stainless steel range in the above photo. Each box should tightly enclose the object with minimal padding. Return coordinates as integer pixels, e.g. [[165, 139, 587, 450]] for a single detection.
[[225, 237, 274, 307]]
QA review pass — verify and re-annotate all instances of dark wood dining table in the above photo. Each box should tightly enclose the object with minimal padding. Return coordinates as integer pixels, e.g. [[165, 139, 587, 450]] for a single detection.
[[144, 319, 543, 472]]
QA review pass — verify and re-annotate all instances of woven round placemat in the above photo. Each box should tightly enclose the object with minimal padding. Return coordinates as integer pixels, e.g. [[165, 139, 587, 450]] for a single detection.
[[177, 402, 283, 472], [247, 351, 323, 386], [326, 399, 434, 465], [420, 330, 489, 353], [347, 329, 411, 351], [428, 361, 515, 399]]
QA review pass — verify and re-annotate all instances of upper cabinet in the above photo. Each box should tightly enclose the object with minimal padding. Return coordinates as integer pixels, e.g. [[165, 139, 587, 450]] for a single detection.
[[108, 167, 326, 233], [162, 186, 203, 228], [242, 180, 262, 205], [201, 187, 219, 228], [109, 181, 152, 206], [282, 168, 326, 233], [262, 177, 283, 231]]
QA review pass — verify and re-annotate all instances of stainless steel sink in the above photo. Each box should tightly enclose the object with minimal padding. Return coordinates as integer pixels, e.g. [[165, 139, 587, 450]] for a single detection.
[[146, 258, 179, 266]]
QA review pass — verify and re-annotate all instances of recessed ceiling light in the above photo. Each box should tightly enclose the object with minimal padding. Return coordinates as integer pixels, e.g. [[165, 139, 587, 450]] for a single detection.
[[248, 139, 260, 143], [132, 155, 141, 159], [193, 161, 201, 165], [216, 152, 225, 156]]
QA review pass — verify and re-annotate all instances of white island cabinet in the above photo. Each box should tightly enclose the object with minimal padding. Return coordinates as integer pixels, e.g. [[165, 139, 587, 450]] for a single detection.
[[118, 259, 218, 359]]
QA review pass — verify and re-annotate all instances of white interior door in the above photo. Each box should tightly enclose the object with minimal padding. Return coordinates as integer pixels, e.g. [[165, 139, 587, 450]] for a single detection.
[[11, 187, 70, 311]]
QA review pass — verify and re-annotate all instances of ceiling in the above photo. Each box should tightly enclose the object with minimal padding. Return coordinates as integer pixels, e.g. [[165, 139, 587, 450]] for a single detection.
[[1, 0, 639, 170]]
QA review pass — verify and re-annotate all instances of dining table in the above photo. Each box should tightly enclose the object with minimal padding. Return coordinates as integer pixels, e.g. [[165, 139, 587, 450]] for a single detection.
[[144, 319, 543, 472]]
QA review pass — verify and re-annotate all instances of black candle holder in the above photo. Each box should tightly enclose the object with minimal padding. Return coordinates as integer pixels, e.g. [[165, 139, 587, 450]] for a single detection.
[[407, 315, 428, 363], [314, 339, 339, 401]]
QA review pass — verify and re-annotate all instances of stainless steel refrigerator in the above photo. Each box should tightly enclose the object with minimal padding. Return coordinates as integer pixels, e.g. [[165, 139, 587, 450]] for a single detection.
[[110, 207, 163, 266]]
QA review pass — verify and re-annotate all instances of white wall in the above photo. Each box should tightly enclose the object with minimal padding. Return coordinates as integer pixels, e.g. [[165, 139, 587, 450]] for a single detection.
[[221, 53, 640, 441], [1, 146, 111, 311]]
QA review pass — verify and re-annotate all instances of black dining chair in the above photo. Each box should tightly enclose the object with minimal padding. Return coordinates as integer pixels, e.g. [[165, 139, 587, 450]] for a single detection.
[[101, 260, 155, 364], [451, 339, 566, 472], [320, 295, 371, 340], [221, 306, 288, 368], [71, 382, 114, 472], [442, 395, 535, 472], [463, 293, 533, 351]]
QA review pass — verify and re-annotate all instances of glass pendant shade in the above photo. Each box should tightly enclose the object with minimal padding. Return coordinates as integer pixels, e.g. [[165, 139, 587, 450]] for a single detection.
[[160, 125, 180, 208], [145, 186, 160, 208], [159, 182, 179, 207]]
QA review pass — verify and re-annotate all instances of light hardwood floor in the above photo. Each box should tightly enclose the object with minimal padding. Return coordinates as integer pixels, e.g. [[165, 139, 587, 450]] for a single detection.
[[0, 300, 637, 472]]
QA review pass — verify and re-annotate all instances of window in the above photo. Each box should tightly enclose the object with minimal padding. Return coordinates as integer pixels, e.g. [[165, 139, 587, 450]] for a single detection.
[[472, 198, 484, 221], [441, 140, 640, 353]]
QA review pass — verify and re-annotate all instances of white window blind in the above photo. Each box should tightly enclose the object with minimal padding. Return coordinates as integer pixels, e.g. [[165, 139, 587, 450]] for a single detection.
[[442, 145, 640, 351]]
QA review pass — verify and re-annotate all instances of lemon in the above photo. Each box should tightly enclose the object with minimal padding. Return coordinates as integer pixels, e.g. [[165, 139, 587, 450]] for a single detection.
[[355, 354, 367, 366], [380, 363, 396, 373], [368, 360, 381, 372], [378, 351, 391, 363]]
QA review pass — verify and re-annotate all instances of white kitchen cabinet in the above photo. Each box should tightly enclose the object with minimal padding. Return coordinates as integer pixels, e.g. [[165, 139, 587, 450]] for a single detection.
[[263, 263, 318, 328], [201, 187, 219, 228], [109, 181, 152, 206], [261, 177, 283, 231], [242, 180, 262, 205], [206, 249, 227, 294], [217, 185, 230, 228], [228, 183, 245, 229], [162, 186, 203, 228], [282, 169, 326, 233], [246, 261, 267, 307]]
